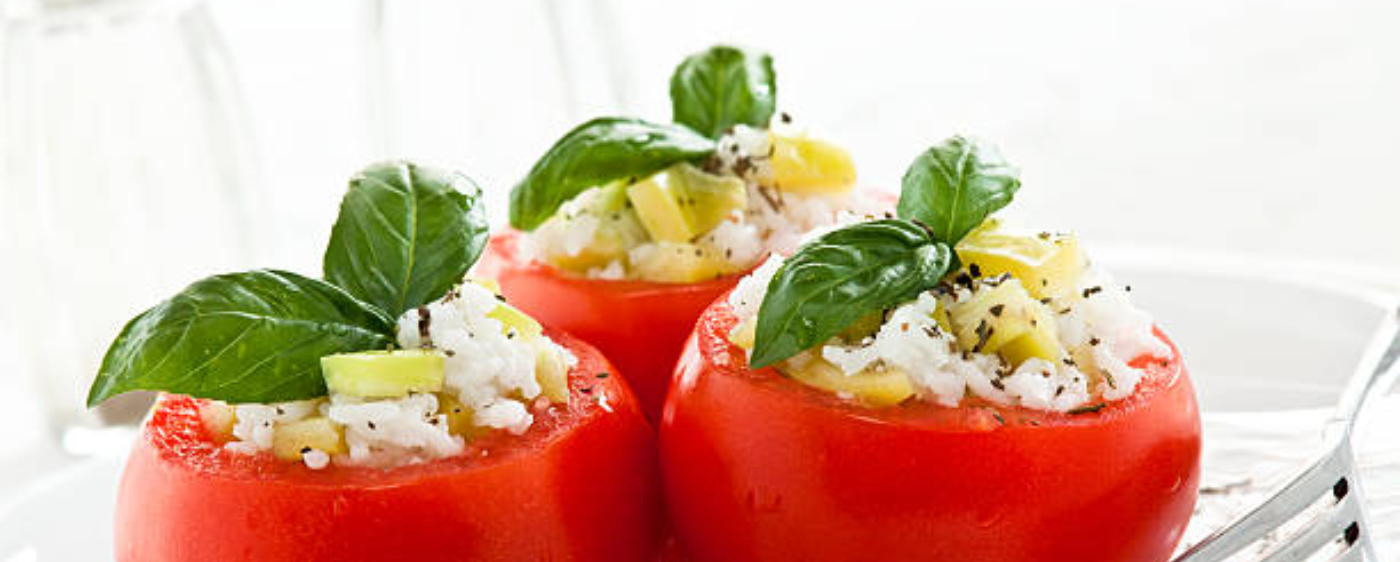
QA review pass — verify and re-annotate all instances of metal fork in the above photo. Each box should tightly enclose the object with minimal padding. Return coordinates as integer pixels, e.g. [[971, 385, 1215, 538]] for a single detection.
[[1175, 305, 1400, 562]]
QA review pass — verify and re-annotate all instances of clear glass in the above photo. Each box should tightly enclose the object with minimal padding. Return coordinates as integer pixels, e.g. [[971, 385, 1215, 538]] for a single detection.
[[0, 0, 262, 441]]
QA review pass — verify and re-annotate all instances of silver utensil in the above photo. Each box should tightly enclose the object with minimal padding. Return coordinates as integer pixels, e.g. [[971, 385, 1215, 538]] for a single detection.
[[1175, 305, 1400, 561]]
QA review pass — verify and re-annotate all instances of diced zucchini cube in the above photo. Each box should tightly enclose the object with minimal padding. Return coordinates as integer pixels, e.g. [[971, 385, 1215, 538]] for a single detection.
[[321, 350, 446, 399]]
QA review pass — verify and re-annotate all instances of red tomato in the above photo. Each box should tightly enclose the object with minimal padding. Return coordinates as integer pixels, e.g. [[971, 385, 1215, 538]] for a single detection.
[[660, 297, 1202, 562], [115, 329, 662, 562], [476, 230, 742, 423]]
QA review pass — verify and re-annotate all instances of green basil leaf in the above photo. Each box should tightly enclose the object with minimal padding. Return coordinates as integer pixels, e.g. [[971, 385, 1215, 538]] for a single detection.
[[86, 269, 395, 406], [750, 219, 953, 368], [896, 136, 1021, 246], [670, 45, 777, 138], [324, 161, 488, 318], [509, 117, 716, 231]]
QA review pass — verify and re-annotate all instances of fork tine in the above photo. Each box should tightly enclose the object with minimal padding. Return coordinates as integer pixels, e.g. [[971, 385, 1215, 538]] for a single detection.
[[1175, 441, 1349, 562], [1258, 486, 1362, 562]]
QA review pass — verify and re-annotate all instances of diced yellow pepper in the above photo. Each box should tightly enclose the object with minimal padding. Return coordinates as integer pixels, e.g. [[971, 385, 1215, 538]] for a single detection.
[[437, 393, 490, 440], [956, 219, 1087, 301], [948, 278, 1061, 367], [767, 132, 857, 195], [779, 356, 915, 408], [533, 339, 570, 404], [272, 417, 346, 461], [631, 241, 738, 284]]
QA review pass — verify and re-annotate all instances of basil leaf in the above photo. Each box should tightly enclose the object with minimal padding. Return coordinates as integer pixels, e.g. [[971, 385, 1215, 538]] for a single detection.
[[86, 269, 395, 406], [670, 45, 777, 138], [324, 161, 488, 318], [750, 219, 953, 368], [896, 136, 1021, 245], [509, 117, 715, 231]]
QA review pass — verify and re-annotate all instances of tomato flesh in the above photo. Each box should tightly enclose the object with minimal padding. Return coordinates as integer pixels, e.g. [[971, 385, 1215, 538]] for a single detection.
[[115, 329, 662, 562], [476, 230, 742, 423], [660, 299, 1202, 562]]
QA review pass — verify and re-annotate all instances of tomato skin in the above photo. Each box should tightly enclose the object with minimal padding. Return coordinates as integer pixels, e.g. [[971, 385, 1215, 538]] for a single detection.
[[476, 230, 742, 423], [115, 329, 662, 562], [660, 300, 1202, 562]]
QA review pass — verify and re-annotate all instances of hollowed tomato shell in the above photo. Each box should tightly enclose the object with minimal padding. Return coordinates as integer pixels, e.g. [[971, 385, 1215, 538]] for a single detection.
[[660, 296, 1202, 562], [115, 329, 663, 562]]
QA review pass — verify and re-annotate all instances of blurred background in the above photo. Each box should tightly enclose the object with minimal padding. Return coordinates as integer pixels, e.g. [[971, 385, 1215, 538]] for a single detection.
[[0, 0, 1398, 494]]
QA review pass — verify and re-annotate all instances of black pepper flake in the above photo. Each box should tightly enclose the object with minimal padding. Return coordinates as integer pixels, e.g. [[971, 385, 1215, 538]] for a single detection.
[[1039, 297, 1053, 305], [1063, 357, 1076, 367], [1055, 385, 1065, 397], [990, 378, 1005, 390], [954, 272, 974, 288], [367, 421, 377, 430], [1082, 286, 1103, 299], [417, 305, 433, 345], [968, 263, 983, 278], [1159, 360, 1170, 368], [1067, 403, 1107, 415], [973, 320, 993, 352], [694, 248, 703, 257], [780, 111, 793, 124], [922, 325, 940, 338], [300, 446, 312, 454], [991, 410, 1006, 425], [1104, 370, 1118, 389], [1124, 285, 1133, 292], [1089, 337, 1101, 346], [494, 293, 507, 302], [444, 349, 456, 357], [756, 185, 784, 211], [989, 304, 1005, 317], [1037, 231, 1052, 240], [580, 386, 593, 394], [596, 372, 610, 379], [1028, 420, 1042, 426]]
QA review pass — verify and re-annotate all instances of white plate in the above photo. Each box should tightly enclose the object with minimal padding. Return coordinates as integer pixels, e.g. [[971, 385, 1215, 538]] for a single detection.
[[1, 262, 1395, 562]]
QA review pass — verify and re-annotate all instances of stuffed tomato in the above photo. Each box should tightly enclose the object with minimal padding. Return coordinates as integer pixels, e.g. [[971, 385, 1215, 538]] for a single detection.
[[491, 45, 882, 421], [88, 161, 662, 562], [660, 137, 1202, 562], [119, 329, 658, 562]]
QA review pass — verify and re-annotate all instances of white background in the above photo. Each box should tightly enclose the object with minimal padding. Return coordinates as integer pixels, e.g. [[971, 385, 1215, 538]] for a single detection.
[[205, 0, 1400, 279]]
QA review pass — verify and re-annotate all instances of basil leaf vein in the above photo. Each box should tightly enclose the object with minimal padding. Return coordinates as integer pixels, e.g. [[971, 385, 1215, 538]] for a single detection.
[[324, 161, 489, 318], [896, 136, 1021, 246], [508, 117, 716, 231], [670, 45, 777, 138], [86, 269, 395, 406], [750, 219, 953, 368]]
